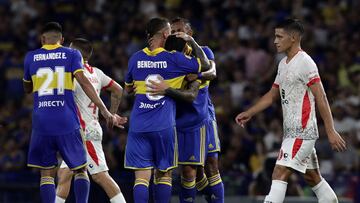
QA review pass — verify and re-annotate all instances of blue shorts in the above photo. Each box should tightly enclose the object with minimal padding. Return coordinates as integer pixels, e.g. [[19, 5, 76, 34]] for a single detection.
[[27, 128, 87, 170], [205, 119, 221, 156], [178, 124, 207, 165], [125, 127, 177, 172]]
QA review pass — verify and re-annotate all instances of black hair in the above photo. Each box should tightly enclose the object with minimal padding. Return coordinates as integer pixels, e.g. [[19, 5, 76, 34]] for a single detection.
[[164, 35, 186, 52], [71, 38, 93, 60], [171, 17, 191, 26], [276, 18, 304, 36], [41, 22, 62, 34], [145, 17, 169, 40]]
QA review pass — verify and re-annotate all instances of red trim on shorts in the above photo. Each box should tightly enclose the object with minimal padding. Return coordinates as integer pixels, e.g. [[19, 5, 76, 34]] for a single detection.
[[102, 80, 114, 90], [86, 141, 99, 166], [301, 91, 311, 129], [76, 106, 86, 130], [272, 83, 279, 88], [307, 77, 320, 87], [292, 138, 303, 159]]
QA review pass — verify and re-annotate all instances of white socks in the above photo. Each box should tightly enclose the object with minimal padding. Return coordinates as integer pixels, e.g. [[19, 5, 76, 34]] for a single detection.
[[312, 179, 338, 203], [264, 180, 288, 203], [110, 192, 127, 203], [55, 196, 66, 203]]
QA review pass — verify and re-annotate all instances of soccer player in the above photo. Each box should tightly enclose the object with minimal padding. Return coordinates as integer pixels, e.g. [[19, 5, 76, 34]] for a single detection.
[[235, 19, 346, 203], [55, 38, 126, 203], [147, 17, 224, 203], [124, 17, 211, 203], [23, 22, 123, 203]]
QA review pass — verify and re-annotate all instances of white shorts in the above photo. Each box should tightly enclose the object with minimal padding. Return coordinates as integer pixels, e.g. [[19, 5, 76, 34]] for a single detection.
[[60, 140, 109, 175], [276, 138, 319, 173]]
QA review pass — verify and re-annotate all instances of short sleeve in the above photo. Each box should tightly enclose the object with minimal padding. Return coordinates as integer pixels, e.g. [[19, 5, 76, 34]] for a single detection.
[[299, 57, 321, 87], [202, 46, 215, 61], [96, 68, 113, 89], [173, 52, 201, 74], [272, 67, 280, 88], [23, 52, 32, 82], [72, 49, 84, 75], [125, 55, 134, 86]]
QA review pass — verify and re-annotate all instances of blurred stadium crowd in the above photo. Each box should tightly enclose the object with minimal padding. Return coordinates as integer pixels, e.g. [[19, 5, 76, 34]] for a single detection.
[[0, 0, 359, 202]]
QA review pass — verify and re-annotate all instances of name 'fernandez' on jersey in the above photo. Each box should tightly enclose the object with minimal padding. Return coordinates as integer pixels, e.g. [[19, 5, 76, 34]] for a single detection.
[[23, 44, 84, 135], [125, 47, 201, 132]]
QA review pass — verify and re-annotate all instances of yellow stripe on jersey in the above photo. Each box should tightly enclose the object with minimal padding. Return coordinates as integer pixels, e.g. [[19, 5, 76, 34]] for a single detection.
[[73, 69, 84, 75], [31, 72, 74, 92], [142, 47, 166, 56], [199, 80, 210, 89], [134, 75, 186, 94], [197, 58, 202, 73], [42, 44, 62, 50]]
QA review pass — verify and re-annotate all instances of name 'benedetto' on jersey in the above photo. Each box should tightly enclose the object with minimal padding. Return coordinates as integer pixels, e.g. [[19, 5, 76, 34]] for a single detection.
[[273, 50, 321, 140], [23, 44, 84, 136], [125, 47, 201, 132]]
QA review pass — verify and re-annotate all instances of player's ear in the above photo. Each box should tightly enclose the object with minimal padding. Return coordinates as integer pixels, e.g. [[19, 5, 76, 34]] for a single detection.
[[40, 35, 45, 45], [60, 37, 64, 45]]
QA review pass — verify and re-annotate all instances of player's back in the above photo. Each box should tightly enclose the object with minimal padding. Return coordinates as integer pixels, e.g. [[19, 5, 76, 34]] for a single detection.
[[176, 46, 215, 130], [126, 47, 200, 132], [24, 44, 84, 135]]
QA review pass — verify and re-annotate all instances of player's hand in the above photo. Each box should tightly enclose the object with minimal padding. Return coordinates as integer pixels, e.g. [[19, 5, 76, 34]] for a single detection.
[[101, 110, 116, 129], [174, 32, 194, 42], [186, 73, 198, 82], [235, 111, 252, 128], [146, 78, 169, 96], [113, 114, 127, 129], [327, 130, 346, 152]]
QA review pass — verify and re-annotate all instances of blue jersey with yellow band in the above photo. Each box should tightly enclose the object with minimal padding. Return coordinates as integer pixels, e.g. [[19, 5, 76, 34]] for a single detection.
[[175, 46, 215, 130], [23, 44, 83, 135], [125, 47, 201, 132]]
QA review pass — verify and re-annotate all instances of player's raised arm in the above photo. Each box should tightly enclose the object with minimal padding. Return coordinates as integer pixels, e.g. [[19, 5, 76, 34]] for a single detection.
[[147, 78, 200, 102], [309, 82, 346, 152], [235, 86, 279, 127], [175, 32, 211, 72], [187, 60, 216, 82]]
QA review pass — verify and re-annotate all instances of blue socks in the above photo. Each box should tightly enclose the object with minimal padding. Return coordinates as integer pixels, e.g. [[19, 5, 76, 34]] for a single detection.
[[74, 172, 90, 203], [134, 178, 149, 203], [180, 177, 197, 203], [207, 173, 224, 203], [154, 177, 172, 203], [40, 176, 56, 203]]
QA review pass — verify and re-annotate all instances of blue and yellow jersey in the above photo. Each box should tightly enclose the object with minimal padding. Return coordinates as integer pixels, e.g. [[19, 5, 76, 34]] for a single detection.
[[125, 47, 201, 132], [202, 47, 216, 121], [23, 44, 83, 135], [176, 46, 216, 130]]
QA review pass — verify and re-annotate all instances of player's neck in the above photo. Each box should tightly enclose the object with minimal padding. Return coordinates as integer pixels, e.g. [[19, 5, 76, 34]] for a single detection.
[[148, 38, 164, 51], [286, 46, 302, 63]]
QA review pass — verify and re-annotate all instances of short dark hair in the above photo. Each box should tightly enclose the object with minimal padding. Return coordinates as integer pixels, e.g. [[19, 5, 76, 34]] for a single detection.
[[41, 22, 62, 34], [164, 35, 186, 52], [71, 38, 93, 60], [276, 19, 304, 36], [145, 17, 169, 39], [171, 17, 191, 26]]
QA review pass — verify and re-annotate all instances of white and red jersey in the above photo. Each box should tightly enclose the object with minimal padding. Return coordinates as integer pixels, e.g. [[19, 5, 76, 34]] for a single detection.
[[75, 63, 114, 141], [273, 51, 321, 140]]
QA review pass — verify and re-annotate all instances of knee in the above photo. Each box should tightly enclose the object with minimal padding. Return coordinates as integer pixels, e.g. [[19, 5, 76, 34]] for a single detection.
[[91, 173, 103, 184], [205, 158, 219, 177], [182, 165, 197, 179], [303, 169, 322, 187], [271, 165, 292, 181]]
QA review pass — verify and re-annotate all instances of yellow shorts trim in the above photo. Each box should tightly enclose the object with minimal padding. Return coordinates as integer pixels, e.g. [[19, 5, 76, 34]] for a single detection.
[[27, 164, 56, 169], [70, 162, 87, 171]]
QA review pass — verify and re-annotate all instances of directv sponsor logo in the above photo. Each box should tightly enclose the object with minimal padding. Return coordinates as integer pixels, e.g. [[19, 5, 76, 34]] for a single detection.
[[38, 100, 64, 108], [139, 101, 165, 109]]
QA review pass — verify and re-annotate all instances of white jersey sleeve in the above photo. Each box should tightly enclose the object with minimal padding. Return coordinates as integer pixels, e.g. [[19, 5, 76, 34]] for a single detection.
[[94, 68, 113, 89], [273, 67, 281, 88], [299, 56, 320, 87]]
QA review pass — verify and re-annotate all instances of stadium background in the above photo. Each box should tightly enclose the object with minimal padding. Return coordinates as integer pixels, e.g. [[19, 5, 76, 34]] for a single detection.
[[0, 0, 359, 202]]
